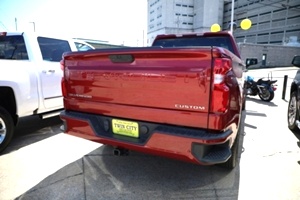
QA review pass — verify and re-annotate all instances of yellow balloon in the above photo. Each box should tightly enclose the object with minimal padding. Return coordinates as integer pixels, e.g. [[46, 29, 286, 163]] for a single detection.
[[211, 24, 221, 32], [241, 19, 252, 30]]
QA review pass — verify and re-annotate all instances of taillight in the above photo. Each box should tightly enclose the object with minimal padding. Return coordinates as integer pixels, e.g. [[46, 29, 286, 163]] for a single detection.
[[61, 78, 67, 97], [60, 60, 64, 71], [60, 59, 67, 97], [210, 58, 231, 113]]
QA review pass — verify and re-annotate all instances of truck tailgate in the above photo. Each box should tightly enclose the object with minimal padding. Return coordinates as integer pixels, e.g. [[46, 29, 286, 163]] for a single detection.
[[62, 48, 212, 129]]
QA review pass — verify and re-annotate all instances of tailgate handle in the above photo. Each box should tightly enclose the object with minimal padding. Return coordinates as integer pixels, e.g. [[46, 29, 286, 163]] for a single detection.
[[109, 54, 134, 63]]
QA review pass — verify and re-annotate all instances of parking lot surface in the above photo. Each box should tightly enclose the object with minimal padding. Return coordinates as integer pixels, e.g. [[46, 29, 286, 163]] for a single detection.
[[0, 67, 299, 200]]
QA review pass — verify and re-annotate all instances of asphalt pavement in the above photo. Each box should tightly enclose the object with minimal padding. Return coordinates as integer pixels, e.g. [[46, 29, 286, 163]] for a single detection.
[[0, 67, 300, 200]]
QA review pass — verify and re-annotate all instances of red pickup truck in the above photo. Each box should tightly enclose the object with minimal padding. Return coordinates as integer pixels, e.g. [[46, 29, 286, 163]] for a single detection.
[[60, 32, 255, 169]]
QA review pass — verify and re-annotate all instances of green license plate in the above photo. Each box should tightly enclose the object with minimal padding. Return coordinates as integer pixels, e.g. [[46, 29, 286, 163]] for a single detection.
[[112, 119, 139, 138]]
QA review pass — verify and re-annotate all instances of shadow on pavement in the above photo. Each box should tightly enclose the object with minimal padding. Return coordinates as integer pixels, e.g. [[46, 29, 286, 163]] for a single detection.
[[290, 130, 300, 155], [15, 112, 247, 200], [291, 130, 300, 141], [292, 133, 300, 165], [244, 123, 257, 129], [289, 128, 300, 145], [2, 115, 62, 155], [15, 145, 241, 200], [246, 96, 278, 107], [244, 109, 266, 130], [245, 110, 267, 117]]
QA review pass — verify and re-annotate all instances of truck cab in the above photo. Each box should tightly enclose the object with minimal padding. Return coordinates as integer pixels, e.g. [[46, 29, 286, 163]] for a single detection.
[[0, 31, 80, 153]]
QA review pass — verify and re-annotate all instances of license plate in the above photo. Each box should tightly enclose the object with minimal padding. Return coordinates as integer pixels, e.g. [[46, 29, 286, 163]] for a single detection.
[[112, 119, 139, 138]]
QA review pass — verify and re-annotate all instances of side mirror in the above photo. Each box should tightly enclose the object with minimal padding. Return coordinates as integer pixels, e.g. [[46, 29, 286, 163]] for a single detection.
[[292, 55, 300, 67], [245, 58, 258, 68]]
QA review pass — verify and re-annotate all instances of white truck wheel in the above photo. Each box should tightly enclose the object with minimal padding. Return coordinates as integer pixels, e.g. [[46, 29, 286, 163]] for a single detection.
[[0, 106, 14, 153]]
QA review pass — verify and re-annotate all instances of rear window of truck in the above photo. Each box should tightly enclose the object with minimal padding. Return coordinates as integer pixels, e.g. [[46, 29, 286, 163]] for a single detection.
[[0, 35, 28, 60], [152, 36, 234, 54], [37, 37, 72, 62]]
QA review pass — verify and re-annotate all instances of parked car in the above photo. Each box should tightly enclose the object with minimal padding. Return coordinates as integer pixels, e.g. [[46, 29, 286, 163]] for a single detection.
[[287, 55, 300, 131], [73, 39, 95, 51]]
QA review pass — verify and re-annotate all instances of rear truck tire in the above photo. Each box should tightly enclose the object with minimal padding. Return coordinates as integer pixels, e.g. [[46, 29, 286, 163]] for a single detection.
[[0, 106, 14, 153], [219, 127, 240, 169], [242, 92, 246, 111], [242, 83, 247, 111], [288, 91, 299, 132], [258, 89, 274, 102]]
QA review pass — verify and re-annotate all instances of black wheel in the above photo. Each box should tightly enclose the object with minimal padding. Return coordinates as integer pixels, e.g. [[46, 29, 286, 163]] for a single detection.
[[220, 127, 240, 169], [242, 83, 247, 111], [258, 89, 274, 102], [288, 91, 299, 131], [242, 90, 246, 111], [0, 106, 14, 153], [242, 98, 246, 111]]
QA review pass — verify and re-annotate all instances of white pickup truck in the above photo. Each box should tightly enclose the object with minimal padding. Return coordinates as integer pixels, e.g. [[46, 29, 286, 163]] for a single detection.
[[0, 31, 93, 152]]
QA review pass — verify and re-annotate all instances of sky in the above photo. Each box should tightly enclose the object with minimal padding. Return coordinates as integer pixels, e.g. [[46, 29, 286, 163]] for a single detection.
[[0, 0, 148, 46]]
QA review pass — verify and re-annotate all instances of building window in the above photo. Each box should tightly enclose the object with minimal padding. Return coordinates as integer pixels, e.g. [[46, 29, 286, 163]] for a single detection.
[[258, 33, 269, 36]]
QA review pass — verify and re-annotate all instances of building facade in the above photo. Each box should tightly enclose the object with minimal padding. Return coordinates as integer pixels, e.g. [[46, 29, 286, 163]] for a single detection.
[[147, 0, 224, 45], [224, 0, 300, 45], [147, 0, 300, 46]]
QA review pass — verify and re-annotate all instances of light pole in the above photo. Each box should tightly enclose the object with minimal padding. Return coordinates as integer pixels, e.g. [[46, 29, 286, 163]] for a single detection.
[[230, 0, 235, 33], [29, 22, 35, 32], [15, 18, 17, 31]]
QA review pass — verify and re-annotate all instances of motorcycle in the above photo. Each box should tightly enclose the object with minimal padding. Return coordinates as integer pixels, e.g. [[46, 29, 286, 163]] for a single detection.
[[245, 75, 277, 102]]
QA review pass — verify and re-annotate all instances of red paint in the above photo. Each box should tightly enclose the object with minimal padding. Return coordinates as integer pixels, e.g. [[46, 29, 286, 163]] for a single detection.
[[60, 32, 244, 166]]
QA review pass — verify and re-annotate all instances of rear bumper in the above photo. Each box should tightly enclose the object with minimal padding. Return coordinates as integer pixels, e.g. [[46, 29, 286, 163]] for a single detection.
[[60, 110, 235, 165]]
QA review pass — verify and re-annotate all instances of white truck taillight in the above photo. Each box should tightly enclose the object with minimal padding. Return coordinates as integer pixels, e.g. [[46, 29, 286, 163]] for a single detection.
[[210, 58, 232, 113], [60, 60, 68, 97], [61, 78, 67, 97], [60, 60, 64, 71]]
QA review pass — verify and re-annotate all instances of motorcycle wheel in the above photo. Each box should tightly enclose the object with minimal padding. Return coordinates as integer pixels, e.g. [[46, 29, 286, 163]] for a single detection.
[[258, 89, 274, 101]]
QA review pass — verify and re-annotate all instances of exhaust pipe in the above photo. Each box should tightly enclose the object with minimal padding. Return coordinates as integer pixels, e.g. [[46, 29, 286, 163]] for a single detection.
[[113, 148, 129, 156]]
